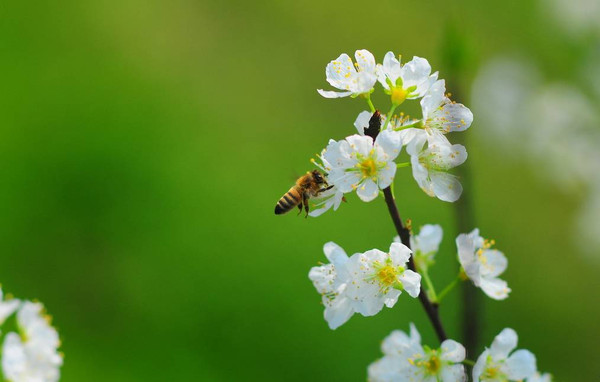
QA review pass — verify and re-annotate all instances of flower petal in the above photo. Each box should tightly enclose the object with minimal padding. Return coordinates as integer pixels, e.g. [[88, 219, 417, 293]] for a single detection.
[[480, 277, 511, 300], [472, 349, 489, 382], [399, 270, 421, 298], [440, 339, 466, 363], [354, 110, 372, 135], [346, 134, 373, 158], [430, 171, 463, 202], [490, 328, 518, 360], [504, 349, 537, 380], [412, 224, 443, 254], [356, 178, 379, 202], [479, 249, 508, 277], [317, 89, 353, 98], [441, 363, 467, 382], [324, 295, 355, 330], [375, 129, 403, 161], [389, 242, 412, 264], [421, 79, 446, 120]]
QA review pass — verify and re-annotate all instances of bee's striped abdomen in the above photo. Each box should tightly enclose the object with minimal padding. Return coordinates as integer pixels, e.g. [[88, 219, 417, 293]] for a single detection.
[[275, 187, 302, 215]]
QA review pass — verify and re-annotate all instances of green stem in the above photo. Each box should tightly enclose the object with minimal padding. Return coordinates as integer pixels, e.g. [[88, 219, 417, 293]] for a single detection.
[[437, 274, 462, 303], [365, 95, 375, 113], [382, 104, 397, 130], [396, 162, 410, 168], [462, 359, 475, 366], [421, 267, 438, 303]]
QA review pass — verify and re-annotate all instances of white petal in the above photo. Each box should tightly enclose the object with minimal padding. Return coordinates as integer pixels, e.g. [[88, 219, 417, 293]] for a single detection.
[[430, 172, 463, 202], [399, 128, 427, 156], [328, 169, 361, 193], [324, 295, 355, 330], [399, 270, 421, 298], [421, 79, 446, 120], [346, 134, 374, 158], [409, 322, 421, 344], [356, 179, 379, 202], [389, 242, 412, 264], [376, 162, 396, 190], [354, 110, 372, 135], [411, 155, 435, 197], [355, 49, 376, 74], [480, 249, 508, 277], [375, 129, 403, 161], [378, 51, 402, 89], [472, 349, 489, 382], [441, 363, 467, 382], [324, 53, 356, 89], [480, 277, 511, 300], [490, 328, 518, 360], [439, 102, 473, 132], [401, 56, 433, 97], [413, 224, 443, 254], [317, 89, 353, 98], [308, 264, 336, 294], [504, 349, 537, 380], [440, 339, 466, 362], [382, 330, 413, 356], [323, 241, 349, 266]]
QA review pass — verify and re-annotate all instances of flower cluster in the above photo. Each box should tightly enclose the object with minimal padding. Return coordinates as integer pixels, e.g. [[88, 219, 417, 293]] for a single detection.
[[299, 49, 553, 381], [369, 325, 550, 382], [309, 241, 421, 329], [0, 287, 62, 382], [310, 49, 472, 216], [368, 323, 466, 382]]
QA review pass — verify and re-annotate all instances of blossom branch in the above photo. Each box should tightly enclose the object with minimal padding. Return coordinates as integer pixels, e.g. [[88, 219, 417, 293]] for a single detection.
[[382, 187, 448, 343]]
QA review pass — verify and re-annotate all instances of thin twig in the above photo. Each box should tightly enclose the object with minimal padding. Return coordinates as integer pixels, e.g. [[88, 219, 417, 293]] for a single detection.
[[382, 187, 448, 343]]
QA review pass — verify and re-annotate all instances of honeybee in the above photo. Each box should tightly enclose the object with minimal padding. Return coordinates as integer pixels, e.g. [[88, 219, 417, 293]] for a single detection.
[[275, 170, 332, 217]]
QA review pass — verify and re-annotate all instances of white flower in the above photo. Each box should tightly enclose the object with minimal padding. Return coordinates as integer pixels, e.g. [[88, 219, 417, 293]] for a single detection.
[[309, 242, 420, 329], [308, 242, 355, 329], [0, 287, 19, 325], [395, 224, 443, 270], [322, 131, 402, 202], [473, 328, 537, 382], [343, 242, 421, 316], [456, 229, 511, 300], [317, 50, 377, 98], [2, 301, 63, 382], [377, 53, 439, 104], [527, 372, 552, 382], [369, 323, 466, 382], [408, 134, 467, 202], [421, 79, 473, 134]]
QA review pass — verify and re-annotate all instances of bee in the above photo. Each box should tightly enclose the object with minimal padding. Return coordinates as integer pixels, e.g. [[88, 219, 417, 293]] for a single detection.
[[275, 170, 332, 217]]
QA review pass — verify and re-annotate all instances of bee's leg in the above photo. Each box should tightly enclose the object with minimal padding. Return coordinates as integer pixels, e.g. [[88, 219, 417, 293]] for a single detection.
[[318, 185, 334, 193], [303, 193, 310, 218], [297, 202, 303, 216]]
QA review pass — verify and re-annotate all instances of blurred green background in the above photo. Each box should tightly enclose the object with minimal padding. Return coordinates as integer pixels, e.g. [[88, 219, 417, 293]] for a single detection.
[[0, 0, 597, 381]]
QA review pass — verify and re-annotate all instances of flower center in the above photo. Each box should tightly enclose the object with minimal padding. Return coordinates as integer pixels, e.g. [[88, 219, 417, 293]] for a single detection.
[[376, 265, 398, 286], [425, 354, 441, 374], [391, 87, 408, 105], [483, 366, 504, 380], [359, 158, 377, 178]]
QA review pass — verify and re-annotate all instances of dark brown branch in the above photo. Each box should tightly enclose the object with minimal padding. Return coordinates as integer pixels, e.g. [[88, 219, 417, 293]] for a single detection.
[[382, 187, 448, 343]]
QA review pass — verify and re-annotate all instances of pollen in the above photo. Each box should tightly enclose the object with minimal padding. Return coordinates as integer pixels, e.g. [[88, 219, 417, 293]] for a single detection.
[[425, 354, 441, 374], [376, 265, 398, 286], [359, 158, 377, 177]]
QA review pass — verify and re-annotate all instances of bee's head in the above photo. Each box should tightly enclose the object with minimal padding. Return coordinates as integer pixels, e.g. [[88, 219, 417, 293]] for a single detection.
[[311, 170, 327, 185]]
